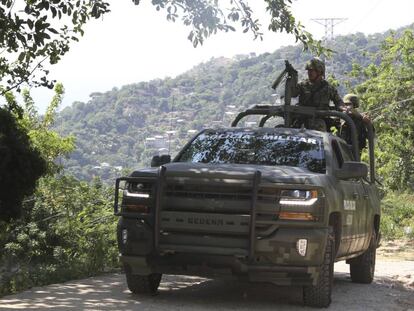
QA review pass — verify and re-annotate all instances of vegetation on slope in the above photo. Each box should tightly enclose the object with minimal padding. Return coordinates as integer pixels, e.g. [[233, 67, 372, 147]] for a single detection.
[[56, 30, 395, 181]]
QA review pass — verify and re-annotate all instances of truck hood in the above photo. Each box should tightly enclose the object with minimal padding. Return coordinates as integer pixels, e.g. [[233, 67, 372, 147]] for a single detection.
[[131, 162, 325, 185]]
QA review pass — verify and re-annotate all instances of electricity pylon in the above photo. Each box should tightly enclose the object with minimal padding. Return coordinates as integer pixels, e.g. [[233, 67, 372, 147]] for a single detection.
[[311, 18, 347, 42]]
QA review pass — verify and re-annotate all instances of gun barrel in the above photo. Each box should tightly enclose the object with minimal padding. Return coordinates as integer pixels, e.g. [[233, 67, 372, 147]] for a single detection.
[[272, 69, 287, 90]]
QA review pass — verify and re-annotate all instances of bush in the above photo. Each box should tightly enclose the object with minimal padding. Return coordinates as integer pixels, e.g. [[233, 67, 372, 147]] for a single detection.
[[380, 192, 414, 240], [0, 175, 118, 296], [0, 108, 47, 220]]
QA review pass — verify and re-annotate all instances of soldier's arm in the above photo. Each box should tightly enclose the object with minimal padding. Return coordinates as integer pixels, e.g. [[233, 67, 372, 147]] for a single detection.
[[353, 110, 363, 119], [290, 75, 301, 97], [330, 86, 344, 110], [361, 112, 371, 123]]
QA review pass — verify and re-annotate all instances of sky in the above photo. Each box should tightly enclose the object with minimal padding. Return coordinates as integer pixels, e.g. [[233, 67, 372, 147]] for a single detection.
[[29, 0, 414, 113]]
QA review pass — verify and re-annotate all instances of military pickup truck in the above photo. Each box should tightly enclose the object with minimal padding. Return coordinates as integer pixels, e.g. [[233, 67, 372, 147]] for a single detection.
[[114, 104, 380, 308]]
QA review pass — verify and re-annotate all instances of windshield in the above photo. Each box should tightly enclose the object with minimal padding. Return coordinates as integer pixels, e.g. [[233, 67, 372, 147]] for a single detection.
[[176, 131, 326, 173]]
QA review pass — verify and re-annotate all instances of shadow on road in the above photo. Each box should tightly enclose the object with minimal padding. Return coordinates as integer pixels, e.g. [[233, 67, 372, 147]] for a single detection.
[[0, 267, 413, 310], [143, 271, 414, 310]]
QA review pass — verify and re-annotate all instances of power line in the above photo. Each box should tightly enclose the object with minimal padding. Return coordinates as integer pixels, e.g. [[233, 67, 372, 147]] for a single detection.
[[367, 96, 414, 120], [371, 96, 414, 112]]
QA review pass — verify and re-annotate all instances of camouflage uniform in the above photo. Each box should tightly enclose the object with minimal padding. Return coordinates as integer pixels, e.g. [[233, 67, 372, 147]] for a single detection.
[[292, 79, 343, 110], [340, 94, 368, 153], [291, 58, 343, 110]]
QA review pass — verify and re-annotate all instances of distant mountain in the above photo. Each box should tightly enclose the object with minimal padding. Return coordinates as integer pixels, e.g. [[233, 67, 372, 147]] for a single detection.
[[56, 25, 413, 181]]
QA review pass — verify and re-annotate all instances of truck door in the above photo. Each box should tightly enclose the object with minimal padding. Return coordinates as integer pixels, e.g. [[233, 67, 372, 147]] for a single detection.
[[337, 141, 369, 253], [360, 178, 374, 250], [331, 140, 364, 256]]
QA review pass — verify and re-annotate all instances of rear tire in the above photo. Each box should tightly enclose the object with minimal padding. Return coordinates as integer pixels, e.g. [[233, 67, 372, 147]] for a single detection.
[[303, 229, 335, 308], [350, 231, 376, 284], [124, 265, 162, 294]]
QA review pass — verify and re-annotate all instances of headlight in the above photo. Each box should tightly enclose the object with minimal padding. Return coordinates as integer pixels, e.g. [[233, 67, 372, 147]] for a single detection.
[[279, 189, 320, 221], [124, 190, 150, 198], [121, 182, 152, 213], [127, 183, 151, 197], [280, 189, 318, 206]]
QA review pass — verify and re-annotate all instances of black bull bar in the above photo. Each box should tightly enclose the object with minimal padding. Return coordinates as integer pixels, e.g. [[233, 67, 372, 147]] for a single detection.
[[114, 168, 262, 262]]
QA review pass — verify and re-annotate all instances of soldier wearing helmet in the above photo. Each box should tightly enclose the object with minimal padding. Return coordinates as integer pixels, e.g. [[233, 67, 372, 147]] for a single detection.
[[340, 93, 369, 154], [291, 57, 343, 110], [343, 93, 360, 109]]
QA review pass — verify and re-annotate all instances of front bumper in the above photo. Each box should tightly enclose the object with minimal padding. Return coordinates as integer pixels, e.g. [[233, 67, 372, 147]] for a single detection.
[[120, 253, 321, 286], [118, 218, 328, 286]]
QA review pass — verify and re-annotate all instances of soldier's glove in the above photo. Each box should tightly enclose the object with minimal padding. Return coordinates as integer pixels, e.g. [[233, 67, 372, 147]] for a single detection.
[[285, 60, 298, 76], [271, 60, 298, 90]]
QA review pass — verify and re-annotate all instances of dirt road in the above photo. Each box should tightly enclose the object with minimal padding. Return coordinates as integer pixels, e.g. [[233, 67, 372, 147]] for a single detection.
[[0, 261, 413, 310], [1, 241, 413, 310]]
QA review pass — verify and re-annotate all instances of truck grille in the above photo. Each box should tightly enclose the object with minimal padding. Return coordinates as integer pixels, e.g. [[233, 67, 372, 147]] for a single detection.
[[156, 170, 280, 256], [164, 183, 280, 213]]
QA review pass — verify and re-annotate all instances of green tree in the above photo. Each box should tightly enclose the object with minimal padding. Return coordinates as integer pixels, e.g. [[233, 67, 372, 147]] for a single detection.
[[139, 0, 321, 51], [20, 83, 75, 174], [352, 30, 414, 191], [0, 107, 46, 220], [0, 84, 74, 221], [0, 0, 110, 94], [348, 30, 414, 239]]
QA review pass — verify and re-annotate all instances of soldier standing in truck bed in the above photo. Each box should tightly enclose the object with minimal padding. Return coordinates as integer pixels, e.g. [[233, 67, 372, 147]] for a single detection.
[[290, 57, 343, 130], [291, 57, 343, 110]]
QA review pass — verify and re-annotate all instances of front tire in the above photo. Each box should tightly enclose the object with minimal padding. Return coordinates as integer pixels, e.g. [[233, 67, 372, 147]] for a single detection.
[[303, 229, 335, 308], [349, 231, 376, 284], [124, 265, 162, 294]]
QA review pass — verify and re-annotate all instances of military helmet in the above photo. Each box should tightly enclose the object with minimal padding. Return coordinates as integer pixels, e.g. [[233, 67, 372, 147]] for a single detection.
[[305, 57, 325, 75], [343, 93, 360, 108]]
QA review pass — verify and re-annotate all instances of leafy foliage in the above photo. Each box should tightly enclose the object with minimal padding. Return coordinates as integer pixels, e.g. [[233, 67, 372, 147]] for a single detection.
[[0, 176, 117, 296], [135, 0, 322, 52], [19, 84, 76, 174], [0, 0, 110, 94], [0, 89, 117, 296], [380, 192, 414, 239], [0, 108, 46, 221], [0, 84, 75, 221], [347, 29, 414, 239], [351, 30, 414, 191]]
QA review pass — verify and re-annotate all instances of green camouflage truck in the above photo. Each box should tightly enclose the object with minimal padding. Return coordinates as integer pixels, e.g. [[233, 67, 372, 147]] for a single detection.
[[114, 103, 380, 308]]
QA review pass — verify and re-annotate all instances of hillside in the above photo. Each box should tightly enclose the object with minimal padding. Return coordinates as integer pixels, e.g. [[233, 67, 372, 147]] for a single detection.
[[55, 27, 409, 181]]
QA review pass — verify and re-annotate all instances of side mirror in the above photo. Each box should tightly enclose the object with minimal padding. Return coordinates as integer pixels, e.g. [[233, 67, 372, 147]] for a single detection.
[[335, 161, 368, 180], [151, 154, 171, 167]]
